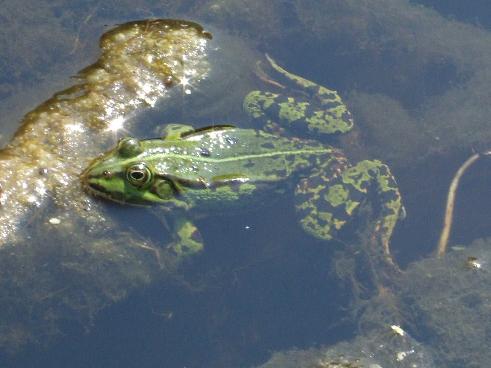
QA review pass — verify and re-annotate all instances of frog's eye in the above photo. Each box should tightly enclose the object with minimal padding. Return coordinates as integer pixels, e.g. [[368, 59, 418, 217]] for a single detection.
[[118, 138, 142, 157], [126, 163, 152, 187]]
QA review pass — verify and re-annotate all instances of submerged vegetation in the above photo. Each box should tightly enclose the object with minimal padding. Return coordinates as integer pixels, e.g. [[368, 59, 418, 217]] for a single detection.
[[0, 18, 215, 351], [1, 1, 491, 368]]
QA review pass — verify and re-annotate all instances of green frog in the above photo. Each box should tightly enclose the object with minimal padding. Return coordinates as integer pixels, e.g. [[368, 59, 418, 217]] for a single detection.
[[81, 55, 404, 262]]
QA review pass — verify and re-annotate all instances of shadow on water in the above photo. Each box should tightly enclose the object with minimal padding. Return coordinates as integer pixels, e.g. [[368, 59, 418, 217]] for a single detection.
[[411, 0, 491, 28], [1, 199, 354, 368]]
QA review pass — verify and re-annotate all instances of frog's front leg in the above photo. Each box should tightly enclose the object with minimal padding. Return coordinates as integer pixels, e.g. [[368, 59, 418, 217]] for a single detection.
[[244, 55, 353, 136], [295, 160, 403, 262], [168, 217, 204, 258]]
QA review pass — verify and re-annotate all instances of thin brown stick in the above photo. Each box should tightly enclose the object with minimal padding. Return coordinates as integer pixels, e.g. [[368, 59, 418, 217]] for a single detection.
[[436, 152, 487, 257]]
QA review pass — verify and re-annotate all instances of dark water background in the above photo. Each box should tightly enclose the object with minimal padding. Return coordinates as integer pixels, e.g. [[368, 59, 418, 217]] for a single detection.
[[1, 1, 491, 367]]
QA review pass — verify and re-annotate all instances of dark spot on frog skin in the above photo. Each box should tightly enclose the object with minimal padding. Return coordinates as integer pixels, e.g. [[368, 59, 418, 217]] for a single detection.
[[38, 167, 48, 176], [244, 160, 255, 168], [191, 229, 203, 243], [321, 91, 338, 101], [273, 169, 287, 177], [342, 111, 353, 122], [198, 147, 211, 157], [378, 165, 391, 177], [261, 142, 275, 149], [264, 98, 281, 116], [285, 154, 296, 163], [379, 189, 398, 203], [294, 191, 310, 204], [295, 206, 311, 218], [322, 100, 341, 110], [302, 175, 324, 188]]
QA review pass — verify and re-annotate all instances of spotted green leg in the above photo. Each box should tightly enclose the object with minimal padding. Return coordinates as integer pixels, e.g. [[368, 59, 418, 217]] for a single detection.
[[244, 56, 403, 262], [295, 159, 404, 262], [244, 54, 354, 136]]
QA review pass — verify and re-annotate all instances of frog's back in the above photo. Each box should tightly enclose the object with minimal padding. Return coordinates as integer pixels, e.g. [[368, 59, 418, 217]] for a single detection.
[[145, 127, 332, 186]]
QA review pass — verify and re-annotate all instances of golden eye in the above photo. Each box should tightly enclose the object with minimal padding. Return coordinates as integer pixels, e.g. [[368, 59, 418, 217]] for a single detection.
[[126, 163, 152, 187]]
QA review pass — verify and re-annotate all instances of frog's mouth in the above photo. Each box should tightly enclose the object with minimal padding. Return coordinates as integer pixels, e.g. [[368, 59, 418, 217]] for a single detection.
[[85, 181, 109, 196], [82, 179, 124, 202], [81, 170, 153, 206], [80, 167, 122, 201]]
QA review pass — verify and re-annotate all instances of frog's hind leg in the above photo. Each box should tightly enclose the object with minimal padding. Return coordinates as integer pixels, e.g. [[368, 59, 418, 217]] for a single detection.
[[265, 54, 344, 108], [244, 55, 354, 136], [295, 160, 403, 263]]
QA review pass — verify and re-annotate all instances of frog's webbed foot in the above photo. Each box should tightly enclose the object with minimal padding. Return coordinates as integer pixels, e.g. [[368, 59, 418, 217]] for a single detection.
[[244, 55, 353, 136], [295, 160, 403, 264], [167, 218, 204, 258]]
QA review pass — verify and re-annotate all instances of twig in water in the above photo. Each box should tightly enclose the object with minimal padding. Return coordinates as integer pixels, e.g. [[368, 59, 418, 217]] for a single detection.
[[436, 150, 491, 257]]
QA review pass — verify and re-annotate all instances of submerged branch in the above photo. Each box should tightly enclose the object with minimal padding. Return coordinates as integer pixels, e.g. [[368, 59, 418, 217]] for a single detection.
[[436, 151, 491, 257]]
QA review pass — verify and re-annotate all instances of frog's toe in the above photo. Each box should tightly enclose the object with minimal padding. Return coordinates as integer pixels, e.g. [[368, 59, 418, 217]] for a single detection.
[[170, 218, 204, 257]]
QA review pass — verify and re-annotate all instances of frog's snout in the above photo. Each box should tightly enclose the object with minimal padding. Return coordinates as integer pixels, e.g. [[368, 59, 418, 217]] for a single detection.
[[80, 169, 98, 193], [81, 168, 112, 190]]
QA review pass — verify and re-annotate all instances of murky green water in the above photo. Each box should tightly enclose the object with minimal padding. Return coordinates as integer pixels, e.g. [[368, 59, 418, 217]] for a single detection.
[[1, 1, 491, 367]]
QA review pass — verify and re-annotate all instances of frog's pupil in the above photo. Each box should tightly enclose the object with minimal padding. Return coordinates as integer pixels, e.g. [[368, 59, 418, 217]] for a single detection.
[[131, 171, 144, 180], [126, 163, 152, 187]]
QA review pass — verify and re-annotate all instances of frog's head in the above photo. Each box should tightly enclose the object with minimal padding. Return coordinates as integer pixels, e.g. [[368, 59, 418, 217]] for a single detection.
[[81, 137, 177, 205]]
